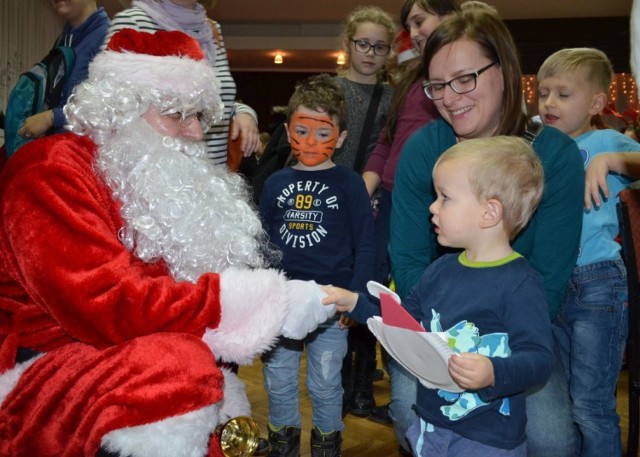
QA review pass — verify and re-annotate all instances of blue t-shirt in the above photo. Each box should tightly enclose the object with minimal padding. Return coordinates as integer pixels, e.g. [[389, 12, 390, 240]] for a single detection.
[[577, 129, 640, 266], [259, 165, 375, 292]]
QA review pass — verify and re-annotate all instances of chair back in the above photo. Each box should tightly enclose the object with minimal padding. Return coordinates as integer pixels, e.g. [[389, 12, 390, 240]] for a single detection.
[[618, 187, 640, 457]]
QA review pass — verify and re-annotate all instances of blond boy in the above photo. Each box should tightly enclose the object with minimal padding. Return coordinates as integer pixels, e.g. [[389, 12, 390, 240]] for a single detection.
[[324, 136, 553, 456], [538, 47, 640, 457]]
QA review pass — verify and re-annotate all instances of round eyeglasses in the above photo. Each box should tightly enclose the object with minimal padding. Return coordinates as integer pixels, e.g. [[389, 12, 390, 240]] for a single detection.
[[162, 110, 208, 128], [350, 39, 391, 57], [423, 61, 499, 100]]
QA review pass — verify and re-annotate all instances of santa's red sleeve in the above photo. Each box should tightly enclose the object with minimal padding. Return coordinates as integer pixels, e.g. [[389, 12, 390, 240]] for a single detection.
[[0, 135, 291, 456], [0, 134, 222, 352]]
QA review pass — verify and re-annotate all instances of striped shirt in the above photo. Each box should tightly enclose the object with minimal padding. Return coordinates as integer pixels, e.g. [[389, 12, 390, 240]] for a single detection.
[[104, 7, 257, 165]]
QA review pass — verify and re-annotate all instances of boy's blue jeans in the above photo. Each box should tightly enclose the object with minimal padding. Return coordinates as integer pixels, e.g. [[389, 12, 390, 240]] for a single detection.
[[262, 318, 347, 433], [553, 259, 628, 457], [388, 338, 576, 456]]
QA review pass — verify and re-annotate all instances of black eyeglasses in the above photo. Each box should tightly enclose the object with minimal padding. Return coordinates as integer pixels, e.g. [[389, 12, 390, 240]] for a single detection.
[[350, 39, 391, 57], [423, 61, 499, 100]]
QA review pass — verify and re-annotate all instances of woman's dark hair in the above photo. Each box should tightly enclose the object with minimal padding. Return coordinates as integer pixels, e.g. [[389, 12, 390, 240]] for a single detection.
[[384, 0, 461, 144], [422, 7, 528, 136]]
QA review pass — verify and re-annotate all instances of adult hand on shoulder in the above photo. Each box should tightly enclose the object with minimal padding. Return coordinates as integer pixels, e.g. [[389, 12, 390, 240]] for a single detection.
[[231, 112, 259, 156], [448, 353, 495, 391], [281, 280, 336, 339], [18, 110, 54, 139]]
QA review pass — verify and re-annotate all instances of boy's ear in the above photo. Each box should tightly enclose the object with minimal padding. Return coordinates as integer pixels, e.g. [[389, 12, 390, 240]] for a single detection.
[[480, 198, 503, 229], [336, 130, 348, 149], [284, 123, 291, 144], [589, 92, 607, 116]]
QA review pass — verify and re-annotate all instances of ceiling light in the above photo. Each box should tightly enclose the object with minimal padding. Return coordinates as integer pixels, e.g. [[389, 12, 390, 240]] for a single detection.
[[336, 53, 346, 66], [274, 52, 283, 64]]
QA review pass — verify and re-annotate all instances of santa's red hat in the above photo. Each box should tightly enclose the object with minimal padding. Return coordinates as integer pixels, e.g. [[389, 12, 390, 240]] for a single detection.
[[395, 29, 420, 64], [89, 29, 219, 97]]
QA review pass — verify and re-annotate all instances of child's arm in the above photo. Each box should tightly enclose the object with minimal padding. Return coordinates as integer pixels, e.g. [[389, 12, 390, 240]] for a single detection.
[[348, 176, 376, 293], [585, 152, 640, 209], [476, 274, 554, 400], [362, 171, 381, 197]]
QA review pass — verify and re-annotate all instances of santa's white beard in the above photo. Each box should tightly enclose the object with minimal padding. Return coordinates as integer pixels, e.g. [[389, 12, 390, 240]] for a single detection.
[[95, 118, 273, 282]]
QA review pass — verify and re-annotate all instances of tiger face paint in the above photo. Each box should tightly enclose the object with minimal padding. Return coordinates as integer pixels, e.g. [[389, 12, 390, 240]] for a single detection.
[[287, 107, 346, 167]]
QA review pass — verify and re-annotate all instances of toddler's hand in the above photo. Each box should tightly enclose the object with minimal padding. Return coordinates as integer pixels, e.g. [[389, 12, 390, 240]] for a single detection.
[[321, 285, 358, 313], [448, 353, 495, 390]]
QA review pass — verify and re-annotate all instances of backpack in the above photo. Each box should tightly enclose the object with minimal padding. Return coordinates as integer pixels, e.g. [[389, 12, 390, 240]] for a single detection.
[[4, 38, 75, 158]]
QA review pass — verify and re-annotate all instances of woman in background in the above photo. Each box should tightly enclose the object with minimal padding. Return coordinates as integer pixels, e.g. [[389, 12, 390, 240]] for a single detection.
[[105, 0, 259, 165]]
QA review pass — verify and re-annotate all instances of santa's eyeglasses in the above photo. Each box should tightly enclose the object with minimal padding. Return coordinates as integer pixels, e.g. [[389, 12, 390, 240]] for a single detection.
[[162, 111, 207, 127]]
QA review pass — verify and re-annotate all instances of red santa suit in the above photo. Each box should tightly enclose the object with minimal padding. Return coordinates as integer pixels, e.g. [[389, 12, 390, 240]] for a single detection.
[[0, 30, 332, 457]]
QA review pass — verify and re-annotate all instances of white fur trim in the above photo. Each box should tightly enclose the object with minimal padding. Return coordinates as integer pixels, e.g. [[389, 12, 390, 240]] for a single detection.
[[0, 355, 43, 406], [90, 51, 218, 96], [203, 268, 288, 365], [218, 367, 251, 422], [101, 404, 218, 457], [398, 48, 420, 64]]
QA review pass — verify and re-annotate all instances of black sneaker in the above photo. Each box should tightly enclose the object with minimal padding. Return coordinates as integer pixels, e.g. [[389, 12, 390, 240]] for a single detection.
[[267, 423, 301, 457], [310, 427, 342, 457], [368, 403, 392, 425]]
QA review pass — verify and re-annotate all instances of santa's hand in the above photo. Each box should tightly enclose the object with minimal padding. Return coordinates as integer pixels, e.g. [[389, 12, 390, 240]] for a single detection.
[[281, 280, 336, 339]]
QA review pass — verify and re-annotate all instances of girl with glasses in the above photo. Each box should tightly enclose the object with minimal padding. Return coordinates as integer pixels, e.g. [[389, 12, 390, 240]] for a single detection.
[[332, 4, 395, 427]]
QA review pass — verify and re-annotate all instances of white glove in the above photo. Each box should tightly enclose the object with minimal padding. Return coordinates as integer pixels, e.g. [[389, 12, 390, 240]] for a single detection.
[[281, 280, 336, 339]]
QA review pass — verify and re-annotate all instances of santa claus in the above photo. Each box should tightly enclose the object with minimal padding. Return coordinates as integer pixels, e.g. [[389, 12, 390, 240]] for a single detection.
[[0, 29, 334, 457]]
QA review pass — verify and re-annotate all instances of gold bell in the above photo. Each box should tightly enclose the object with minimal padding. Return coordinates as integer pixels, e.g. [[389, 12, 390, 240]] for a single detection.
[[218, 416, 262, 456]]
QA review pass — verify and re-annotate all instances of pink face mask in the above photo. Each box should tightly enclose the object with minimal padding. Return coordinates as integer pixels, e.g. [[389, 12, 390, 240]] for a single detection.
[[288, 111, 341, 167]]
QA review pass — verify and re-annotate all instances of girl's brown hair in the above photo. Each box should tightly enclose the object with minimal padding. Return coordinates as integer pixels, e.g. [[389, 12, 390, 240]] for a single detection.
[[384, 0, 461, 144]]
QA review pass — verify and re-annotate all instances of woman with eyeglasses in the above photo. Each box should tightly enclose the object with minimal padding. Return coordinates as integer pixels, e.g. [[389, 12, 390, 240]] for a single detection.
[[390, 6, 583, 457]]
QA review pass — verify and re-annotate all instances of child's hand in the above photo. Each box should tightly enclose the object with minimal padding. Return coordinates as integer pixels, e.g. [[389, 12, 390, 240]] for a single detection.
[[584, 154, 610, 210], [321, 285, 358, 313], [448, 353, 495, 391]]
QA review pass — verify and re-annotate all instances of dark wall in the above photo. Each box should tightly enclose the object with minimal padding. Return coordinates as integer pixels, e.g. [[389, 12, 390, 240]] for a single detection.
[[233, 16, 631, 132], [233, 72, 323, 133], [509, 17, 630, 75]]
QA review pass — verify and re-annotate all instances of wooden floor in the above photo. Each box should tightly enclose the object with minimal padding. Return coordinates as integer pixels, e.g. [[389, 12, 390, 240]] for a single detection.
[[238, 353, 633, 457]]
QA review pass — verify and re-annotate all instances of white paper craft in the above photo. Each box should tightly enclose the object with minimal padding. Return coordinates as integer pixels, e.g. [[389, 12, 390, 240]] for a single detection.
[[366, 281, 462, 393]]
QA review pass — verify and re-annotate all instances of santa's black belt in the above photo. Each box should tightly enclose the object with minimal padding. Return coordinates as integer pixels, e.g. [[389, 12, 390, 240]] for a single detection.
[[15, 347, 42, 364]]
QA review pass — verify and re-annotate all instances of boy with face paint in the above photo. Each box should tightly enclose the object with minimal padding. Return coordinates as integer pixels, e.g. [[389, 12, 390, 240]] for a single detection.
[[259, 74, 376, 457]]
